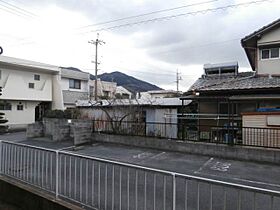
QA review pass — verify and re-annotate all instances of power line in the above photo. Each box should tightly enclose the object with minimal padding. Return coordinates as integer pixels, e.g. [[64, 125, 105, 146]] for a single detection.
[[0, 3, 31, 19], [150, 38, 240, 56], [0, 0, 37, 17], [90, 0, 272, 33], [77, 0, 219, 29]]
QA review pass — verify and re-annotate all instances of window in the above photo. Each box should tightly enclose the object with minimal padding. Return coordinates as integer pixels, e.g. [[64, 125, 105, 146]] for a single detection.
[[261, 48, 280, 59], [219, 103, 237, 115], [29, 83, 34, 89], [103, 90, 110, 97], [261, 49, 270, 59], [271, 48, 279, 58], [69, 79, 81, 89], [17, 104, 23, 111], [34, 74, 40, 81], [0, 102, 12, 110]]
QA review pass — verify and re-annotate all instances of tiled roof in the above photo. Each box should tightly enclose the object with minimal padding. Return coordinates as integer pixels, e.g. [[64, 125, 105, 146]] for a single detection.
[[241, 18, 280, 43], [189, 72, 280, 92]]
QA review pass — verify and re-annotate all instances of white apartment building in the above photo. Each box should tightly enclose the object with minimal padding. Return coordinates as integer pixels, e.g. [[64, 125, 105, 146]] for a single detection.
[[60, 67, 90, 108], [0, 56, 63, 129], [89, 79, 117, 99], [115, 86, 132, 99], [139, 90, 181, 100]]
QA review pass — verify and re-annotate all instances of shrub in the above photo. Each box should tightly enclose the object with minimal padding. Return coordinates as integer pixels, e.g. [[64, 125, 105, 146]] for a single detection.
[[44, 108, 81, 119]]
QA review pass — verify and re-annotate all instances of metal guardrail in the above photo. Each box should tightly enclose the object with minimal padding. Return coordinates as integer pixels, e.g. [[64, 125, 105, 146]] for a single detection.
[[93, 120, 280, 149], [0, 140, 280, 210]]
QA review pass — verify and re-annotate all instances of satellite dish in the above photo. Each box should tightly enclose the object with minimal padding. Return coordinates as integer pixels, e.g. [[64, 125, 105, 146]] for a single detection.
[[0, 47, 3, 55]]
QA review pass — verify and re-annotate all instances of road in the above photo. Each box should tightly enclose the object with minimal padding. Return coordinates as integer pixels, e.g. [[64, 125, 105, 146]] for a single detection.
[[1, 132, 280, 210]]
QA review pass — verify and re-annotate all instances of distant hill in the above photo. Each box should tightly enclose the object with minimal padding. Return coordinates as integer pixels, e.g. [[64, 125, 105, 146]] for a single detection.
[[94, 71, 162, 94], [62, 67, 162, 94]]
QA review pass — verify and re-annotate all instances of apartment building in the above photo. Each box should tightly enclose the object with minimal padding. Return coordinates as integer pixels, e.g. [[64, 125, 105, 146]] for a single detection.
[[0, 56, 63, 129], [60, 67, 90, 108]]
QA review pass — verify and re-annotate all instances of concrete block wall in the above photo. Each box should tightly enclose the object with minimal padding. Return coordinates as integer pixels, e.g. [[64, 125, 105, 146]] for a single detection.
[[52, 125, 71, 142], [93, 133, 280, 164], [43, 118, 68, 137], [73, 121, 93, 146], [26, 122, 44, 138]]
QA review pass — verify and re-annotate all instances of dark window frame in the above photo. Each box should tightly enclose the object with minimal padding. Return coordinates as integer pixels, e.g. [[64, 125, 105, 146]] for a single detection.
[[34, 74, 40, 81], [271, 48, 279, 58], [69, 79, 81, 89], [17, 104, 24, 111], [261, 48, 280, 60], [0, 102, 12, 110], [29, 83, 35, 89], [261, 49, 270, 59]]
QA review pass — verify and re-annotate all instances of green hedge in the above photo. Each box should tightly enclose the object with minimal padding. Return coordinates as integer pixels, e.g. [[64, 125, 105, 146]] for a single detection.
[[44, 108, 81, 119]]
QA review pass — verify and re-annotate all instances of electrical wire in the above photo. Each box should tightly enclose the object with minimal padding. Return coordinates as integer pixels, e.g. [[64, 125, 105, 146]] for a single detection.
[[0, 0, 37, 18], [0, 2, 31, 19], [89, 0, 273, 33], [77, 0, 219, 29]]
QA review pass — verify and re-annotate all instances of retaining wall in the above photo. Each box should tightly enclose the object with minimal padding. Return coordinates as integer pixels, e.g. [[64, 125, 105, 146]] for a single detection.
[[93, 133, 280, 164], [0, 177, 76, 210], [27, 118, 93, 144], [26, 122, 44, 138]]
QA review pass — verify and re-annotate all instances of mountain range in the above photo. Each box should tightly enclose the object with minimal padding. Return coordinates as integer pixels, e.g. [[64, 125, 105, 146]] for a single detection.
[[92, 71, 162, 94], [63, 67, 162, 94]]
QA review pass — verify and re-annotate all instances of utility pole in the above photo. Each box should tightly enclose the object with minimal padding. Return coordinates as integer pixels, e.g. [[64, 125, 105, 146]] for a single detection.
[[88, 34, 105, 101], [176, 69, 182, 92]]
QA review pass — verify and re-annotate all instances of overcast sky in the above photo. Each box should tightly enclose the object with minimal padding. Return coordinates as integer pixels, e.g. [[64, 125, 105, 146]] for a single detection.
[[0, 0, 279, 91]]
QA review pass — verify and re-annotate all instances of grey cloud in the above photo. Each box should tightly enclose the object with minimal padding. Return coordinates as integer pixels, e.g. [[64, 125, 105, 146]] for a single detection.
[[11, 0, 280, 76]]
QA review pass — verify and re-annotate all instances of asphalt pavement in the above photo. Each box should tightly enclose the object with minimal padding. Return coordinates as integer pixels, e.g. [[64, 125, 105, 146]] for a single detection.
[[1, 132, 280, 210]]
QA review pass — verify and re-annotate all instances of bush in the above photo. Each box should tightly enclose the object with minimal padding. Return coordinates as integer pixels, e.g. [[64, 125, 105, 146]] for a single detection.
[[44, 108, 81, 119], [0, 112, 8, 133], [44, 110, 65, 119]]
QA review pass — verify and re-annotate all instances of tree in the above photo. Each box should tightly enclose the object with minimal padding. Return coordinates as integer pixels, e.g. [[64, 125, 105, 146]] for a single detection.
[[90, 98, 146, 135]]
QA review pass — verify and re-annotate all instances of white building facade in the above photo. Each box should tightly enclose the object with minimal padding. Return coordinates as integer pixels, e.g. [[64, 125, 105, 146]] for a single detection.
[[0, 56, 63, 129]]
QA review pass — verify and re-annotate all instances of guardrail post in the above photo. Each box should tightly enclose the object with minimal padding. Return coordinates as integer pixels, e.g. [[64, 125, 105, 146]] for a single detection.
[[172, 173, 176, 210], [55, 150, 59, 199]]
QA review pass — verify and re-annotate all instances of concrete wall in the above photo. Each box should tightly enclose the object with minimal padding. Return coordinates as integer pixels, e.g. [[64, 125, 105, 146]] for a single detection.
[[93, 133, 280, 164], [72, 121, 93, 145], [0, 178, 80, 210], [27, 118, 93, 143], [52, 74, 64, 110], [26, 122, 44, 138]]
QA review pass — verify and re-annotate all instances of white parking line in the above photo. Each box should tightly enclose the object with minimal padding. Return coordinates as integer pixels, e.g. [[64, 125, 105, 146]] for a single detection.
[[210, 161, 231, 172], [194, 157, 214, 174], [133, 152, 153, 159], [150, 152, 166, 160]]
